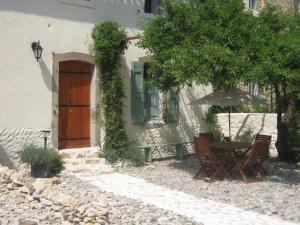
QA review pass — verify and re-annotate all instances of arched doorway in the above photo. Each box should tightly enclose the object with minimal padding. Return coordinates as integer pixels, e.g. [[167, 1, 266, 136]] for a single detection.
[[58, 60, 94, 149]]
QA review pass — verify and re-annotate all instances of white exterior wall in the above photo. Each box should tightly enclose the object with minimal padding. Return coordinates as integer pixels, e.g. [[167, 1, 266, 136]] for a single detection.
[[0, 0, 143, 129], [0, 0, 211, 166], [216, 113, 278, 156]]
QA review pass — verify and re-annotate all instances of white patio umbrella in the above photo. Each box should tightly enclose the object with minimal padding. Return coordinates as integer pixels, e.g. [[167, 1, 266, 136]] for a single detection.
[[189, 88, 268, 139]]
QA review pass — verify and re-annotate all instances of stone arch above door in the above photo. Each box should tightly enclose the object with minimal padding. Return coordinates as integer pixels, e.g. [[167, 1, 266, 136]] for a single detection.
[[52, 52, 100, 149]]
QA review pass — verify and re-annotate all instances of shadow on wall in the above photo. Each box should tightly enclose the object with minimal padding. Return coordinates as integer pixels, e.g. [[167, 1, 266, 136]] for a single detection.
[[39, 59, 57, 92], [0, 145, 16, 169], [234, 114, 250, 140]]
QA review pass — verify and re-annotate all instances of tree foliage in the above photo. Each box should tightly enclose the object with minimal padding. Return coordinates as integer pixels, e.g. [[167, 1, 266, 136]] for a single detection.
[[139, 0, 256, 90], [139, 0, 300, 161], [247, 5, 300, 161]]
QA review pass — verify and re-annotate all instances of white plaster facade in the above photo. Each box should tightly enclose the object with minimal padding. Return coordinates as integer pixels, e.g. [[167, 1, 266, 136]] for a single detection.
[[0, 0, 212, 167]]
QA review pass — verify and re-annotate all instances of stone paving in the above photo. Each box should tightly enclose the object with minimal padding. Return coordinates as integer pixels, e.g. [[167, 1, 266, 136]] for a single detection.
[[76, 172, 298, 225]]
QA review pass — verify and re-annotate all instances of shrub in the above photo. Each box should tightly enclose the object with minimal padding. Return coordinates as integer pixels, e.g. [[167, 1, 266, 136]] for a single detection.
[[47, 149, 63, 174], [19, 145, 63, 176], [19, 145, 48, 166], [123, 143, 144, 167]]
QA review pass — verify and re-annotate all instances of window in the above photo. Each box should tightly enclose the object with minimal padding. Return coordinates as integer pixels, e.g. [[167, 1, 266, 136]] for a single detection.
[[144, 0, 160, 14], [131, 61, 179, 124], [295, 0, 300, 13], [144, 63, 160, 121], [248, 82, 259, 96], [247, 0, 257, 10]]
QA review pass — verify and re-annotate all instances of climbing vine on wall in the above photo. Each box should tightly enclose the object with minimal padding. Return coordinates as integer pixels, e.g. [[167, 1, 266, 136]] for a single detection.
[[91, 21, 132, 163]]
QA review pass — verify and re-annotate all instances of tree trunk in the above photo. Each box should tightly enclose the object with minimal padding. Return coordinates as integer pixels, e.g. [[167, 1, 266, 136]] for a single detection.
[[274, 85, 291, 161]]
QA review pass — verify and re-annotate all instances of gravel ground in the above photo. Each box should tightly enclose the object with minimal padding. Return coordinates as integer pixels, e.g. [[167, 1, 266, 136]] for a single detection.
[[116, 156, 300, 224], [1, 156, 299, 225], [60, 172, 202, 225], [0, 168, 202, 225]]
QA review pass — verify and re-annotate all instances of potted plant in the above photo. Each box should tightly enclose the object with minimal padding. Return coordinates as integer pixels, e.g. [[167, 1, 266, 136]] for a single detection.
[[19, 145, 63, 178], [19, 145, 49, 178]]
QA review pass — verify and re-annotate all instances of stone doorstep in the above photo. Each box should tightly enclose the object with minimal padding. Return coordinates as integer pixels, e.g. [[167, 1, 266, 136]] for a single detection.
[[63, 158, 106, 166], [59, 147, 100, 160], [63, 164, 115, 175]]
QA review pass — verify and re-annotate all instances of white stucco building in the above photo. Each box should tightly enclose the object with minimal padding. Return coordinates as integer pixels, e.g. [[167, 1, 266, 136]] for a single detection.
[[0, 0, 212, 167], [0, 0, 283, 168]]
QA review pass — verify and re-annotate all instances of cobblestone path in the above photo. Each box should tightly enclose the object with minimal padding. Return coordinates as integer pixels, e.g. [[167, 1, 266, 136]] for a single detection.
[[76, 172, 298, 225]]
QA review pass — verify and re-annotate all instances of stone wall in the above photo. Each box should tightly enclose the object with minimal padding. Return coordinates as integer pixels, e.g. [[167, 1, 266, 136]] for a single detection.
[[216, 113, 278, 156], [259, 0, 297, 12], [0, 129, 52, 168]]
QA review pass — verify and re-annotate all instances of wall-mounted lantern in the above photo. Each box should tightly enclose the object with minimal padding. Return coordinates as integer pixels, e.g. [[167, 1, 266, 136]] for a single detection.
[[31, 41, 43, 61]]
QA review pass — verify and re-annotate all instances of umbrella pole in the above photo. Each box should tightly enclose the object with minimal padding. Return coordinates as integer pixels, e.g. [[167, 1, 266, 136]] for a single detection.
[[229, 106, 232, 141]]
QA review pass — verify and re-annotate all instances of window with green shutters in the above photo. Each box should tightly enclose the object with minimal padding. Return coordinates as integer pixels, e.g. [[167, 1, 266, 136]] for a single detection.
[[131, 61, 145, 124], [131, 61, 179, 124], [144, 63, 160, 121]]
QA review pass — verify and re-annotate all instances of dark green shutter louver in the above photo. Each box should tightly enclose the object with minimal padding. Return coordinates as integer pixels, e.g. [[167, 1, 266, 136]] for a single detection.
[[167, 87, 179, 122], [131, 61, 145, 124]]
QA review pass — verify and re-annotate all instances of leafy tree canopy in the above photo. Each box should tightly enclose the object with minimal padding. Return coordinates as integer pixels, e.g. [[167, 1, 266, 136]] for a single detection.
[[139, 0, 257, 90], [248, 5, 300, 100]]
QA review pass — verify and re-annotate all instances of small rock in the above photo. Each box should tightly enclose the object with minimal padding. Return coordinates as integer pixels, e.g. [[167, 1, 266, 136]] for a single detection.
[[26, 195, 34, 202], [83, 217, 93, 223], [19, 219, 39, 225], [77, 204, 88, 215], [51, 204, 62, 211], [53, 212, 64, 219], [38, 213, 48, 221], [50, 193, 78, 207], [1, 219, 10, 225], [40, 198, 52, 206], [61, 221, 73, 225], [19, 186, 30, 194]]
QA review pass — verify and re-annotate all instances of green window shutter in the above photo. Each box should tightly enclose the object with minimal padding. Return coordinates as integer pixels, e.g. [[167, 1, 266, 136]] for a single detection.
[[131, 61, 145, 124], [167, 87, 179, 122]]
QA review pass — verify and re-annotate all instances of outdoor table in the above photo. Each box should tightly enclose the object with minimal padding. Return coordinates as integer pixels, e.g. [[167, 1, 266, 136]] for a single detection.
[[209, 141, 253, 175]]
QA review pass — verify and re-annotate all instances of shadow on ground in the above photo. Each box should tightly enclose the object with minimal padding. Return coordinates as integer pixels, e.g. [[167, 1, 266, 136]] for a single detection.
[[165, 155, 300, 185]]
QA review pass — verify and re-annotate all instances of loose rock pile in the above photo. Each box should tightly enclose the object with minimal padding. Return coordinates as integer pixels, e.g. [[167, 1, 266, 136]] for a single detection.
[[0, 166, 108, 225]]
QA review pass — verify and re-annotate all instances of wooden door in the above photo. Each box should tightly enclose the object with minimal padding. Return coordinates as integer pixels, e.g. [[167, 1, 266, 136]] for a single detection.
[[58, 61, 93, 149]]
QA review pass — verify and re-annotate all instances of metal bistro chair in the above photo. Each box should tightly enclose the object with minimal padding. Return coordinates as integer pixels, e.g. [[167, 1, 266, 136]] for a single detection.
[[235, 140, 270, 183], [194, 136, 230, 182]]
